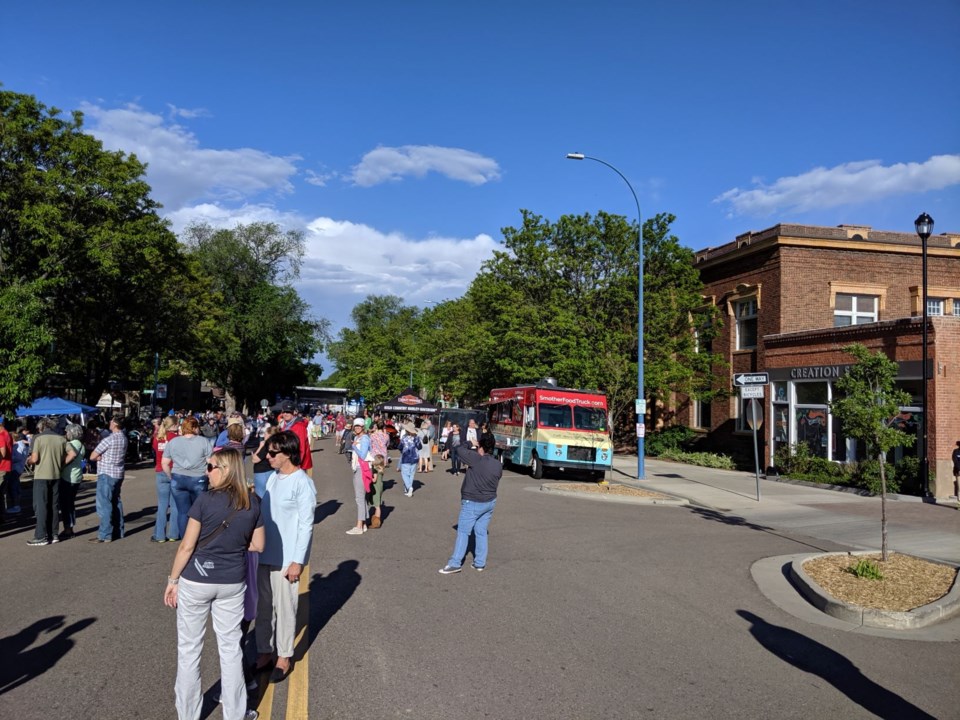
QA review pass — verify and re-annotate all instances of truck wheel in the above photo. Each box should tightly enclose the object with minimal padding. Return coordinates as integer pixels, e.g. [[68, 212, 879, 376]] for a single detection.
[[530, 455, 543, 479]]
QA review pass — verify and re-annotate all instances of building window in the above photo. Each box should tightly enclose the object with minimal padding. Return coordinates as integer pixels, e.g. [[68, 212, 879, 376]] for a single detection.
[[694, 399, 711, 430], [834, 293, 878, 326], [735, 298, 758, 349], [926, 298, 945, 316], [953, 300, 960, 317]]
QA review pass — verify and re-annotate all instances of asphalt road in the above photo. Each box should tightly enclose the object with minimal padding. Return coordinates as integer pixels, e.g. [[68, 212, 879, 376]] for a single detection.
[[1, 439, 957, 719]]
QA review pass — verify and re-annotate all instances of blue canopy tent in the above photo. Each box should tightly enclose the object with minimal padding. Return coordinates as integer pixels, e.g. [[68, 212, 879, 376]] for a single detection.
[[15, 396, 99, 417]]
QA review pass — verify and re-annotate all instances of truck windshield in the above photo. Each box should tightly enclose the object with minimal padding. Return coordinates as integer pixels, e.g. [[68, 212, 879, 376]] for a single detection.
[[574, 406, 606, 431], [538, 403, 606, 431]]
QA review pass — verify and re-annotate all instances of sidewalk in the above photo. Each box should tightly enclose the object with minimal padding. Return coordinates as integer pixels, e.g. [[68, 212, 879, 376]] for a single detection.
[[609, 454, 960, 566]]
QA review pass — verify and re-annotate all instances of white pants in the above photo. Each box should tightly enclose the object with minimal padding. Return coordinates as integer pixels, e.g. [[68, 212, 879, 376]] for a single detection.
[[175, 578, 247, 720], [255, 564, 300, 658]]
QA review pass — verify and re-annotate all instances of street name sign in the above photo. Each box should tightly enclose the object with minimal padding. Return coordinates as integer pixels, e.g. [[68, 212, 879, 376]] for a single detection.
[[734, 372, 769, 386]]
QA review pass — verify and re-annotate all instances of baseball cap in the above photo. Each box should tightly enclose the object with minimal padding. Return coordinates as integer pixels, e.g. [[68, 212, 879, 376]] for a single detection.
[[271, 400, 297, 414], [352, 417, 365, 427]]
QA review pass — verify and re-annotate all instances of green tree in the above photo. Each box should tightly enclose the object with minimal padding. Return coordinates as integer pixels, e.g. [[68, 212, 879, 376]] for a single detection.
[[183, 222, 328, 412], [643, 213, 724, 427], [326, 295, 421, 402], [0, 89, 208, 409], [830, 343, 915, 560], [466, 210, 722, 439]]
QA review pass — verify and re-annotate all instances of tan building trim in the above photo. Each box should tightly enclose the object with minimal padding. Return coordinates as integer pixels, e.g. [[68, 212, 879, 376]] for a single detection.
[[828, 281, 888, 311], [907, 286, 960, 315]]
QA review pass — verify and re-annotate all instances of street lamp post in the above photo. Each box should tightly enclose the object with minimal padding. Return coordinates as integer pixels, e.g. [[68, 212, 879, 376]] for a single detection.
[[915, 212, 934, 497], [566, 152, 645, 480]]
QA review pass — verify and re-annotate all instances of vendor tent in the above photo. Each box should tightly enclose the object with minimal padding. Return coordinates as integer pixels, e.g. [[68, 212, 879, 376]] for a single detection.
[[15, 396, 99, 417], [376, 388, 439, 415]]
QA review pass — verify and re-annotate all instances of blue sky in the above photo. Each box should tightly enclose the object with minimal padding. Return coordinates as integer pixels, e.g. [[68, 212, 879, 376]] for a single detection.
[[3, 1, 959, 373]]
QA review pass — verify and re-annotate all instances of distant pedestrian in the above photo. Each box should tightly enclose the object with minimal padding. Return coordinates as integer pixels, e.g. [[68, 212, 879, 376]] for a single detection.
[[250, 423, 279, 499], [273, 401, 313, 478], [162, 416, 214, 539], [164, 448, 263, 720], [347, 418, 371, 534], [418, 418, 434, 473], [28, 417, 75, 546], [952, 440, 960, 499], [89, 415, 128, 543], [0, 421, 16, 517], [152, 416, 180, 543], [443, 424, 462, 476], [334, 413, 347, 453], [439, 433, 502, 574], [58, 423, 85, 540], [398, 422, 421, 497], [368, 455, 386, 528]]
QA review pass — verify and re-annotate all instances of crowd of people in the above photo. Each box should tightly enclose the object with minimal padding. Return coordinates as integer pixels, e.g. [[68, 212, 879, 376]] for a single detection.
[[0, 402, 502, 720]]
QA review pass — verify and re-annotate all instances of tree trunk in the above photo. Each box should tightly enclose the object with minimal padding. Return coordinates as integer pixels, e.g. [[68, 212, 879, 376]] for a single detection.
[[878, 450, 888, 562]]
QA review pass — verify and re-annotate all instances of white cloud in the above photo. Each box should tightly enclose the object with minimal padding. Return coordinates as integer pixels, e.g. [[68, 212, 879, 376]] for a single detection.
[[164, 203, 306, 236], [163, 206, 499, 338], [165, 104, 210, 119], [302, 217, 498, 301], [80, 102, 300, 211], [304, 169, 338, 187], [714, 154, 960, 216], [349, 144, 501, 187]]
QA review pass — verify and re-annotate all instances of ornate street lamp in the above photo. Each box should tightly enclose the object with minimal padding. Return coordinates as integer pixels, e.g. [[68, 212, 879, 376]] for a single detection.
[[566, 152, 645, 479], [915, 212, 934, 497]]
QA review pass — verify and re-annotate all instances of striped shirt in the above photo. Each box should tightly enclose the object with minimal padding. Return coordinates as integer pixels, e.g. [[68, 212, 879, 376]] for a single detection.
[[93, 431, 128, 478]]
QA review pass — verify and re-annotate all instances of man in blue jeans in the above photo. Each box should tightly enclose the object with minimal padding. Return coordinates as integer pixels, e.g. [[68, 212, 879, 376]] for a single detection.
[[89, 416, 128, 543], [439, 433, 502, 574]]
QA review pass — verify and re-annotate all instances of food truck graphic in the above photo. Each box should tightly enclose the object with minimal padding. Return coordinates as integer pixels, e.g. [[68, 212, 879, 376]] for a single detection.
[[487, 378, 612, 480]]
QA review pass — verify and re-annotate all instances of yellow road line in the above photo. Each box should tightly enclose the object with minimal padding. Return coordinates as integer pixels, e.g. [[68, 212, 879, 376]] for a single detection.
[[286, 564, 311, 719]]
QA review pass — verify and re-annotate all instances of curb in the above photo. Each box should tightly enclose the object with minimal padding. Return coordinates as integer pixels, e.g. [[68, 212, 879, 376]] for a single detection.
[[789, 551, 960, 630], [538, 482, 689, 506]]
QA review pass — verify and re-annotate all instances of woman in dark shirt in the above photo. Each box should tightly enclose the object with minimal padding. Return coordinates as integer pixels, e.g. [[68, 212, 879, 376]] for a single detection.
[[164, 448, 264, 720]]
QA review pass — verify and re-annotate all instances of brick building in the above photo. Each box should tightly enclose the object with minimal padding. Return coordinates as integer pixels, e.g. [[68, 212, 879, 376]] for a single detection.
[[683, 223, 960, 498]]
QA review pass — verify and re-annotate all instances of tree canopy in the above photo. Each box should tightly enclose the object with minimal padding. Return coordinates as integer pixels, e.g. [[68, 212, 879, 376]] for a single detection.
[[183, 222, 329, 413], [0, 89, 208, 409]]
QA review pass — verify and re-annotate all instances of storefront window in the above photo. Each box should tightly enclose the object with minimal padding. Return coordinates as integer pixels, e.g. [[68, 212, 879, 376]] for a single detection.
[[795, 382, 827, 404], [795, 407, 828, 458]]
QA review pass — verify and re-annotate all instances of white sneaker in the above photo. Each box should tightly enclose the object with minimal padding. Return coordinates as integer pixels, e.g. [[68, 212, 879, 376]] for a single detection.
[[345, 527, 364, 535], [404, 489, 413, 497]]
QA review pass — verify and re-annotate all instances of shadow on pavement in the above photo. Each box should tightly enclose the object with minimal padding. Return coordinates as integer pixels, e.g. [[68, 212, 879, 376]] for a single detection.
[[298, 559, 361, 659], [736, 610, 936, 719], [688, 507, 831, 553], [0, 615, 97, 695], [314, 499, 341, 525]]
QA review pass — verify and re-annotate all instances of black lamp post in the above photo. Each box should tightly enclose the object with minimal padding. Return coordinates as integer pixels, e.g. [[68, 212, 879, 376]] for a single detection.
[[915, 212, 934, 497]]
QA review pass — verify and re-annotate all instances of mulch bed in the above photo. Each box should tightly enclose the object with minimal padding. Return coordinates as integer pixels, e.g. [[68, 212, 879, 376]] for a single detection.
[[803, 553, 958, 612]]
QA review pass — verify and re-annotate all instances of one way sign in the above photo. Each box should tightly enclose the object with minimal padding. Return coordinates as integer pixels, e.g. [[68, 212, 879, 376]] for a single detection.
[[734, 372, 769, 386]]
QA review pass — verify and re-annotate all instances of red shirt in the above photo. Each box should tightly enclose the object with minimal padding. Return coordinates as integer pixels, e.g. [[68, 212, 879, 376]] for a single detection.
[[0, 427, 12, 473], [153, 430, 179, 472], [285, 418, 312, 471]]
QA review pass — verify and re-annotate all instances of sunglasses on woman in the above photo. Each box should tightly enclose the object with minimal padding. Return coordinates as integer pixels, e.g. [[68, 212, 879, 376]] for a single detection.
[[206, 463, 225, 472], [267, 450, 282, 457]]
